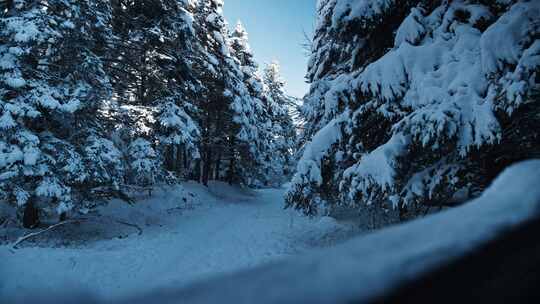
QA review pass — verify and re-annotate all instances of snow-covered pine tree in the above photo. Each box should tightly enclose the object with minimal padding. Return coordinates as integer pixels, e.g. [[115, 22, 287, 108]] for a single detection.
[[187, 0, 237, 186], [0, 0, 121, 226], [190, 2, 270, 187], [229, 21, 256, 72], [107, 0, 201, 182], [263, 61, 297, 184], [228, 20, 277, 186], [287, 0, 540, 220]]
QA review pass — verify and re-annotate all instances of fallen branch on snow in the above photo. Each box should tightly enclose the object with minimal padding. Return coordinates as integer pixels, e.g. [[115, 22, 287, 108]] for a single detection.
[[11, 220, 79, 249], [10, 217, 143, 250]]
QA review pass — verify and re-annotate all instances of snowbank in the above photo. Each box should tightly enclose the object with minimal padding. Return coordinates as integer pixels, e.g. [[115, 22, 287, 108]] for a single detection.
[[127, 160, 540, 304]]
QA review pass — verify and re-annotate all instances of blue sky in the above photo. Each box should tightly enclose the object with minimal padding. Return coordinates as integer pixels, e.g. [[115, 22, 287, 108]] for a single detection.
[[223, 0, 317, 98]]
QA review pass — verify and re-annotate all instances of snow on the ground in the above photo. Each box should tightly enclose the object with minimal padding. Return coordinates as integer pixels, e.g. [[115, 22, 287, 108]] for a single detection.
[[0, 182, 355, 301], [120, 160, 540, 304], [4, 160, 539, 304]]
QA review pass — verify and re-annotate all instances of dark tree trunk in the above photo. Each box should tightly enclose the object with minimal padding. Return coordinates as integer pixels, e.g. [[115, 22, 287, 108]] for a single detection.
[[202, 148, 212, 186], [227, 136, 236, 185], [23, 199, 40, 229], [139, 52, 147, 105], [193, 158, 201, 182], [164, 145, 174, 171], [215, 152, 221, 180], [183, 148, 188, 172], [228, 155, 235, 185], [176, 144, 183, 174]]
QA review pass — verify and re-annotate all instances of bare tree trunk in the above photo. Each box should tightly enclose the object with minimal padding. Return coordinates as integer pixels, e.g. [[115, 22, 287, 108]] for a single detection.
[[215, 151, 222, 180], [228, 154, 235, 185], [202, 148, 212, 186], [164, 145, 174, 171], [23, 199, 40, 229], [176, 144, 183, 174], [193, 158, 201, 183], [227, 135, 236, 185], [228, 157, 234, 185], [139, 51, 147, 105], [183, 148, 188, 173]]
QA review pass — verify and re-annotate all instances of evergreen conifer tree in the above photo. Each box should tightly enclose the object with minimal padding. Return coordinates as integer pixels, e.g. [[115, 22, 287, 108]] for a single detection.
[[287, 0, 540, 221], [0, 0, 118, 224], [263, 61, 297, 184]]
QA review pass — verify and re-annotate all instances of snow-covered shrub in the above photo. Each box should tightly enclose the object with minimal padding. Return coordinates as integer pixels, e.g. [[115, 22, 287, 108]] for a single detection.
[[127, 138, 160, 187], [84, 136, 125, 188], [288, 0, 540, 218], [158, 99, 200, 154]]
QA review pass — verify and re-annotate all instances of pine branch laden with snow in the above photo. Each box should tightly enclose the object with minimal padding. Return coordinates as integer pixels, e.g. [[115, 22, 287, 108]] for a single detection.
[[157, 99, 200, 154], [127, 138, 160, 187], [0, 0, 116, 218], [288, 0, 540, 217], [286, 115, 346, 215]]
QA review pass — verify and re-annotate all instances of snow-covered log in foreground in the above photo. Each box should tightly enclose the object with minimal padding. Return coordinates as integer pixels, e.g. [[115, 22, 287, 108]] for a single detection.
[[126, 160, 540, 304], [9, 160, 539, 304]]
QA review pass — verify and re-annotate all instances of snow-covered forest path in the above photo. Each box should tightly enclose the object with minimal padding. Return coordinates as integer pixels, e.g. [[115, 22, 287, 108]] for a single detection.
[[0, 183, 353, 300]]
